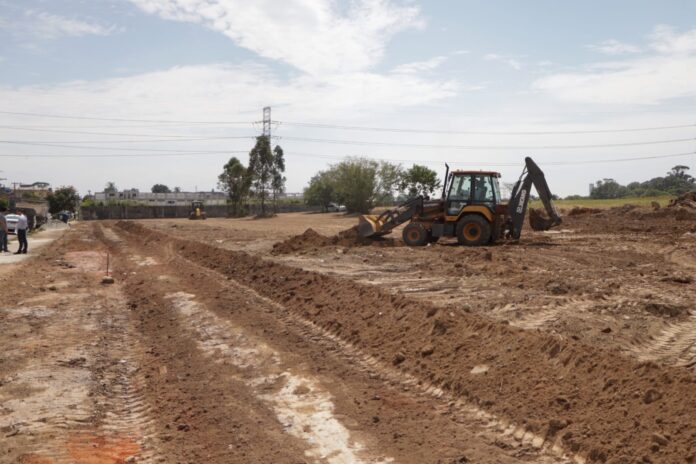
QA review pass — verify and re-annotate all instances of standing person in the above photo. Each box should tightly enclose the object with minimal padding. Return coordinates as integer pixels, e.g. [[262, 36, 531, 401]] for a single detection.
[[0, 206, 8, 253], [14, 209, 28, 255]]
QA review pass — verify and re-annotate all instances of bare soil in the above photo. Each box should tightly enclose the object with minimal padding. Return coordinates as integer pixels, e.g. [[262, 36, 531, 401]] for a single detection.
[[2, 207, 695, 463]]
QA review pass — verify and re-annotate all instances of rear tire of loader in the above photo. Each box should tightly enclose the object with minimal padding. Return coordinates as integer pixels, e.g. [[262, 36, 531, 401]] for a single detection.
[[403, 222, 428, 247], [456, 215, 491, 246]]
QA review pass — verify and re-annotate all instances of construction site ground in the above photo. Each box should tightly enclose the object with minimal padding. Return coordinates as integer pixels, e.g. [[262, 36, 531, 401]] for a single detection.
[[1, 206, 695, 463]]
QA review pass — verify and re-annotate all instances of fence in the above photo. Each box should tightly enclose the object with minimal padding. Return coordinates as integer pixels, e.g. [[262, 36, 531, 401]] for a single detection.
[[80, 203, 321, 220]]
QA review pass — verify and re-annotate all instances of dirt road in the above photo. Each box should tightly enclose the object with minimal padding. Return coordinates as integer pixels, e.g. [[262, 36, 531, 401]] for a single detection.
[[2, 209, 695, 463]]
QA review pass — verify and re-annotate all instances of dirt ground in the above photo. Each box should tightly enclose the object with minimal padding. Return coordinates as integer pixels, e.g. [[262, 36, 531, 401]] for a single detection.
[[1, 207, 695, 463]]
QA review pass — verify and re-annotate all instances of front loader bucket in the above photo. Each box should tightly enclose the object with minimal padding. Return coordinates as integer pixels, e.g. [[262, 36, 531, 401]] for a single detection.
[[358, 215, 382, 238]]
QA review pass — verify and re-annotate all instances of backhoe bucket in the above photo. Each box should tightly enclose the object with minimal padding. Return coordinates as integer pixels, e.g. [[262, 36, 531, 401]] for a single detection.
[[358, 215, 383, 238], [529, 208, 555, 231]]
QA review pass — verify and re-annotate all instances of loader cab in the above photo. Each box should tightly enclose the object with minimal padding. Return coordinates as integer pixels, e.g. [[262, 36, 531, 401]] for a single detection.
[[446, 171, 501, 216]]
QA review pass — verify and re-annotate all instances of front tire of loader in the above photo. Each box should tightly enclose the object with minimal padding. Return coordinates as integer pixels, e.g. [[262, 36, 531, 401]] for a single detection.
[[456, 215, 491, 246], [403, 222, 428, 247]]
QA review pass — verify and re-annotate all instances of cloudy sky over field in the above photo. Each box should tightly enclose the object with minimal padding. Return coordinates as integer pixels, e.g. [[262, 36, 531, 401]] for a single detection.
[[1, 0, 696, 196]]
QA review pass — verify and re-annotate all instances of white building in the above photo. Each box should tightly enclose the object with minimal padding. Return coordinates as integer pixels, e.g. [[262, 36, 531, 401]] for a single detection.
[[94, 189, 227, 206]]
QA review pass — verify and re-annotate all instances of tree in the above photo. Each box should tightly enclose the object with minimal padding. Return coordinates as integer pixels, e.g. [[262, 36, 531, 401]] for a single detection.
[[304, 171, 337, 212], [669, 165, 692, 180], [218, 156, 251, 217], [332, 158, 381, 214], [104, 181, 117, 193], [375, 162, 403, 205], [590, 178, 626, 199], [247, 136, 275, 217], [271, 145, 286, 213], [151, 184, 171, 193], [47, 186, 80, 214], [400, 164, 441, 199], [173, 186, 182, 193]]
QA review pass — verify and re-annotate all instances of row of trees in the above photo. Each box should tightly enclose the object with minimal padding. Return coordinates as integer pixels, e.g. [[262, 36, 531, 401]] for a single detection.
[[303, 158, 440, 213], [217, 136, 286, 217], [589, 165, 694, 199]]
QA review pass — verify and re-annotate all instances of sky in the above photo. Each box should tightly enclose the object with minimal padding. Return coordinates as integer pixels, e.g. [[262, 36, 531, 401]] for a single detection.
[[1, 0, 696, 197]]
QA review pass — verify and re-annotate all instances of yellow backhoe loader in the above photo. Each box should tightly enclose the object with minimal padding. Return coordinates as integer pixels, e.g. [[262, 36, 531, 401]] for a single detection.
[[358, 157, 561, 246]]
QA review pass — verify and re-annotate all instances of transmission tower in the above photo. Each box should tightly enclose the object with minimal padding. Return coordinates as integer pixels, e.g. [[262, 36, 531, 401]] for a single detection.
[[262, 106, 272, 138]]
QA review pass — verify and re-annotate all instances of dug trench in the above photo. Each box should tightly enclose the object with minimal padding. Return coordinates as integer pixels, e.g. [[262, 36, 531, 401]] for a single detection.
[[103, 222, 569, 464], [114, 220, 696, 463]]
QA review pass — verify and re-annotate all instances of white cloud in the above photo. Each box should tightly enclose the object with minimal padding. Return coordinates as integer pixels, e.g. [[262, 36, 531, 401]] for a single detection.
[[649, 24, 696, 54], [484, 53, 521, 70], [588, 39, 640, 55], [0, 62, 457, 122], [534, 26, 696, 104], [128, 0, 423, 75], [23, 11, 119, 39], [392, 56, 446, 74]]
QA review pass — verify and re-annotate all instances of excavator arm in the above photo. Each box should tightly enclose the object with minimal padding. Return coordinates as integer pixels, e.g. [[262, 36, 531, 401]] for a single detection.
[[507, 157, 562, 239]]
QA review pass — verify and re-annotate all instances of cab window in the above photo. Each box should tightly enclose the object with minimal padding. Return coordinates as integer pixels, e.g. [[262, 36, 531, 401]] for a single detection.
[[473, 175, 495, 203], [447, 174, 472, 214]]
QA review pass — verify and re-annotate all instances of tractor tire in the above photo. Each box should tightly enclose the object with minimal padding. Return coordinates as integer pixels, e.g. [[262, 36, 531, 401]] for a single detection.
[[403, 222, 428, 247], [456, 215, 491, 246]]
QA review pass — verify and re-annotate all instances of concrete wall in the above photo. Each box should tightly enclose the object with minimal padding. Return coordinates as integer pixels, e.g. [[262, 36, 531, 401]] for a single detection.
[[80, 203, 321, 220]]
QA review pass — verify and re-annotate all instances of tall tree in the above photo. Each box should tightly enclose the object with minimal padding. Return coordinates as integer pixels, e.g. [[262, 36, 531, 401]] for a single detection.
[[173, 186, 182, 193], [271, 145, 286, 213], [218, 157, 251, 217], [104, 181, 117, 193], [400, 164, 441, 198], [247, 136, 275, 217], [47, 186, 80, 214], [151, 184, 171, 193]]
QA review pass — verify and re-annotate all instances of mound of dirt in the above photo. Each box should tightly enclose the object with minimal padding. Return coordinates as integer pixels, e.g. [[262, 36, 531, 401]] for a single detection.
[[668, 191, 696, 209], [272, 226, 401, 254], [567, 206, 602, 216], [271, 228, 333, 254], [610, 204, 639, 214]]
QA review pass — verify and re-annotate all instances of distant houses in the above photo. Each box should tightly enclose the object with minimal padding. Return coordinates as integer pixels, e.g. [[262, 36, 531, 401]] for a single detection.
[[94, 188, 227, 206]]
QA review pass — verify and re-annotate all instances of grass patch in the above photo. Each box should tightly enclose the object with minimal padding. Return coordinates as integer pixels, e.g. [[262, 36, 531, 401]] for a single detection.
[[534, 195, 674, 210]]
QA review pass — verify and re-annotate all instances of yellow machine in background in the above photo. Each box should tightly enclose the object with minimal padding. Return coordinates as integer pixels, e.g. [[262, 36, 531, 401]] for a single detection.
[[188, 201, 207, 220]]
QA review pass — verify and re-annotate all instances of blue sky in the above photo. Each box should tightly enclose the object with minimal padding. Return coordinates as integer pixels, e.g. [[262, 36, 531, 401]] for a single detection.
[[1, 0, 696, 196]]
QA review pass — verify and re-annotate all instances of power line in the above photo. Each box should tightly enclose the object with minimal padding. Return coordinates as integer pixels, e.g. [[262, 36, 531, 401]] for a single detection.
[[1, 149, 692, 166], [0, 125, 252, 138], [0, 151, 248, 158], [0, 137, 258, 144], [279, 120, 696, 135], [0, 110, 254, 125], [279, 136, 696, 150], [0, 141, 237, 153]]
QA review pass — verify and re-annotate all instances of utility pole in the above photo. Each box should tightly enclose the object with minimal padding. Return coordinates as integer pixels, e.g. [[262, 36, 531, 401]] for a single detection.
[[262, 106, 271, 138]]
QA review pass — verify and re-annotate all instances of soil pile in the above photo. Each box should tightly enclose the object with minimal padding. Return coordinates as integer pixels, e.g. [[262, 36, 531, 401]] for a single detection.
[[567, 206, 602, 216], [272, 226, 401, 254], [271, 228, 333, 254], [668, 191, 696, 209], [117, 220, 696, 463]]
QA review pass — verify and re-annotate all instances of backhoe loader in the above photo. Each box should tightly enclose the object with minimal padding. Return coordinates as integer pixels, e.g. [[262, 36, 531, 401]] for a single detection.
[[358, 157, 561, 246]]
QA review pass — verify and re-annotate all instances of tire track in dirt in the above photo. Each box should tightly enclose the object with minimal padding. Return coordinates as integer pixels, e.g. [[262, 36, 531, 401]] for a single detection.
[[0, 228, 161, 464], [629, 313, 696, 369]]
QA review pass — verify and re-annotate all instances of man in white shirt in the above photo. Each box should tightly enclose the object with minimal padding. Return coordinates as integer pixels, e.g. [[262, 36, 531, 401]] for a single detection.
[[14, 210, 28, 255]]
